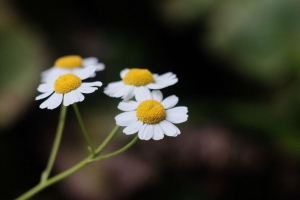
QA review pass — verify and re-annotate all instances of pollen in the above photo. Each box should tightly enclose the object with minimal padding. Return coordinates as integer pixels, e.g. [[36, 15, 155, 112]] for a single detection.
[[123, 69, 154, 86], [54, 55, 83, 68], [136, 100, 166, 124], [54, 74, 82, 94]]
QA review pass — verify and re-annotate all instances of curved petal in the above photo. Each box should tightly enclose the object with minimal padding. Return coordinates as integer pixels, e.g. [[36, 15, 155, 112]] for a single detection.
[[77, 86, 98, 94], [161, 95, 179, 109], [63, 93, 72, 106], [123, 120, 143, 135], [151, 90, 163, 102], [135, 87, 151, 102], [37, 83, 53, 93], [73, 90, 85, 102], [83, 57, 98, 66], [115, 111, 138, 126], [40, 93, 63, 110], [166, 107, 188, 124], [152, 124, 164, 140], [118, 100, 139, 111], [94, 63, 105, 71], [76, 66, 96, 80], [120, 68, 130, 79], [159, 120, 178, 137], [138, 124, 153, 140], [81, 81, 102, 87], [35, 91, 54, 100]]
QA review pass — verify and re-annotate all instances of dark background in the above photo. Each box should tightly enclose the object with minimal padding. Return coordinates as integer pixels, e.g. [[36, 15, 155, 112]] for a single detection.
[[1, 0, 300, 199]]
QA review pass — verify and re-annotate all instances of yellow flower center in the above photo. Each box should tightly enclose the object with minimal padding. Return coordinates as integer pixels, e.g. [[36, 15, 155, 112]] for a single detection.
[[54, 55, 83, 68], [136, 100, 166, 124], [54, 74, 82, 94], [123, 69, 154, 86]]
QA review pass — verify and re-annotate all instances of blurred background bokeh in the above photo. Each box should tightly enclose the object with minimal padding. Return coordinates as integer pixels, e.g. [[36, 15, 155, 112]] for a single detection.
[[1, 0, 300, 199]]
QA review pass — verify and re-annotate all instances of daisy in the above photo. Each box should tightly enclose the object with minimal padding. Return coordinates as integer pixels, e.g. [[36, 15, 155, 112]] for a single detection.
[[104, 68, 178, 100], [36, 66, 102, 109], [41, 55, 105, 82], [115, 89, 188, 140]]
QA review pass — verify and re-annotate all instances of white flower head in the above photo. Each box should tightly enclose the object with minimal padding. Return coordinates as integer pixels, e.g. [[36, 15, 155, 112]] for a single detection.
[[36, 66, 102, 109], [41, 55, 105, 82], [104, 68, 178, 100], [115, 88, 188, 140]]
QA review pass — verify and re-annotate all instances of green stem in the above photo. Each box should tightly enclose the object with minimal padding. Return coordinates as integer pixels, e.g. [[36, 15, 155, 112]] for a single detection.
[[16, 125, 120, 200], [40, 105, 67, 183], [72, 103, 95, 155], [90, 135, 139, 162]]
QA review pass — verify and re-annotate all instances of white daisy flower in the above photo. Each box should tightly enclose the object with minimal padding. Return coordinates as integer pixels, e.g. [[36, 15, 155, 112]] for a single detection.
[[41, 55, 105, 82], [115, 89, 188, 140], [104, 68, 178, 100], [36, 66, 102, 110]]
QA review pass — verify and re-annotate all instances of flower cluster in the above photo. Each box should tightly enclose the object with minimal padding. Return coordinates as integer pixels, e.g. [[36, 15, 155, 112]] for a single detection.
[[36, 56, 188, 140]]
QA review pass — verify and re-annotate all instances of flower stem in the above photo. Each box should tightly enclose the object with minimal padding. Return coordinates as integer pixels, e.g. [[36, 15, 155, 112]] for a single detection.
[[72, 103, 95, 155], [16, 125, 120, 200], [90, 135, 139, 162], [40, 105, 67, 183]]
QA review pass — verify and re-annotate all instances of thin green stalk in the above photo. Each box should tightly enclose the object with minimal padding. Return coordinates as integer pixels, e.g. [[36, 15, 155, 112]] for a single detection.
[[40, 105, 67, 183], [16, 125, 120, 200], [90, 135, 139, 162], [73, 103, 95, 155]]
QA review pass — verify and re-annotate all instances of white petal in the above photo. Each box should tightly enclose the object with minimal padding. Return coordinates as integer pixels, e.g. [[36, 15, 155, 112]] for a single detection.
[[73, 90, 85, 101], [112, 84, 133, 98], [123, 120, 143, 135], [76, 66, 96, 80], [118, 100, 138, 111], [159, 120, 178, 137], [123, 89, 135, 101], [138, 124, 153, 140], [35, 91, 54, 100], [63, 93, 72, 106], [40, 93, 63, 110], [161, 95, 179, 109], [115, 111, 138, 126], [120, 68, 130, 79], [67, 90, 83, 104], [135, 87, 151, 102], [81, 81, 102, 87], [77, 86, 98, 94], [103, 81, 124, 96], [152, 124, 164, 140], [151, 90, 163, 102], [37, 83, 53, 92], [94, 63, 105, 71], [83, 57, 98, 66], [166, 107, 188, 124]]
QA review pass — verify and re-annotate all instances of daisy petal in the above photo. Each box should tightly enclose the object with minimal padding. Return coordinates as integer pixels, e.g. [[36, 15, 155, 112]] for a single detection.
[[81, 81, 103, 87], [159, 120, 178, 137], [152, 124, 164, 140], [74, 90, 85, 101], [35, 91, 53, 100], [83, 57, 98, 65], [94, 63, 105, 71], [118, 100, 139, 111], [76, 66, 96, 80], [115, 111, 138, 126], [63, 93, 72, 106], [40, 93, 63, 110], [37, 83, 53, 92], [120, 68, 130, 79], [123, 120, 143, 135], [151, 90, 163, 102], [135, 87, 151, 102], [138, 124, 153, 140], [161, 95, 179, 109]]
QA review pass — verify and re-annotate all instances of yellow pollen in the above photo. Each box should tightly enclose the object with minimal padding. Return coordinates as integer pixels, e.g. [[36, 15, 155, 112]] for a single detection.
[[54, 74, 82, 94], [136, 100, 166, 124], [123, 69, 154, 86], [54, 55, 83, 68]]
